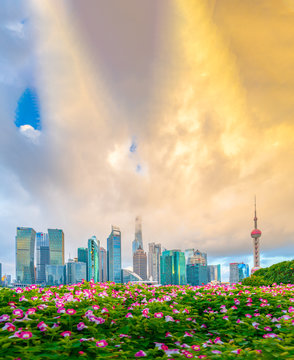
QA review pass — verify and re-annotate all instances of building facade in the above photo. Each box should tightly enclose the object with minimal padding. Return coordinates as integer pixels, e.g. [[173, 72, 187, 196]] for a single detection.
[[133, 247, 147, 280], [99, 247, 107, 282], [186, 263, 208, 286], [207, 264, 221, 282], [16, 227, 36, 284], [78, 247, 88, 279], [148, 242, 161, 282], [160, 250, 186, 285], [87, 236, 100, 282], [36, 232, 50, 284], [45, 265, 65, 285], [107, 226, 122, 283], [66, 259, 87, 284], [48, 229, 64, 266], [229, 262, 249, 283]]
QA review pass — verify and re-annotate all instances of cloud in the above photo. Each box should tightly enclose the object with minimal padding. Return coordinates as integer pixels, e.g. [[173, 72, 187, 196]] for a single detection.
[[19, 124, 41, 143]]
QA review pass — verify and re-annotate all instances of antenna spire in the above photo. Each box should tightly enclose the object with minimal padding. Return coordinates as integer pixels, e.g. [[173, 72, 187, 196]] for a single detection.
[[254, 195, 258, 229]]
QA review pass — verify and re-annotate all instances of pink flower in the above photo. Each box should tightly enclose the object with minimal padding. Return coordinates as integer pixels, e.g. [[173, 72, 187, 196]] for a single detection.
[[96, 339, 108, 347], [231, 349, 242, 354], [154, 312, 163, 318], [101, 308, 108, 313], [126, 313, 133, 318], [212, 350, 222, 354], [2, 322, 15, 332], [12, 309, 23, 318], [19, 331, 32, 339], [92, 305, 100, 310], [165, 332, 172, 337], [0, 314, 10, 322], [66, 309, 76, 315], [77, 322, 87, 331], [199, 356, 207, 359], [161, 345, 169, 351], [134, 350, 147, 357], [61, 331, 71, 337], [191, 345, 201, 351], [165, 315, 174, 322], [26, 308, 36, 315], [183, 352, 193, 358], [264, 326, 272, 331], [245, 314, 252, 318]]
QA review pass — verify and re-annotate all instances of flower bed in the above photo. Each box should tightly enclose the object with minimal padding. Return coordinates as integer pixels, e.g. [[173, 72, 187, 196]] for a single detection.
[[0, 282, 293, 359]]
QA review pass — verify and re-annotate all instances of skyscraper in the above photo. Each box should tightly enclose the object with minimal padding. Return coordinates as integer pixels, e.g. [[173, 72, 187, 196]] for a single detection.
[[48, 229, 64, 266], [78, 247, 88, 279], [99, 247, 107, 282], [46, 265, 65, 285], [229, 262, 249, 283], [133, 247, 147, 280], [132, 216, 143, 255], [207, 264, 221, 282], [16, 227, 36, 284], [36, 232, 50, 284], [66, 259, 86, 284], [160, 250, 186, 285], [186, 263, 208, 286], [87, 236, 99, 282], [107, 226, 122, 283], [148, 242, 161, 282], [251, 197, 262, 273]]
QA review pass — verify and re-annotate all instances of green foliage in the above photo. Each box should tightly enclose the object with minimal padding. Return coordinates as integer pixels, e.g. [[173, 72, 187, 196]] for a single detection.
[[242, 260, 294, 286]]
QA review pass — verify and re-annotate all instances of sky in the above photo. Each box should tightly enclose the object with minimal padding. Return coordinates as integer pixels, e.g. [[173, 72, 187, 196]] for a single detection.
[[0, 0, 293, 281]]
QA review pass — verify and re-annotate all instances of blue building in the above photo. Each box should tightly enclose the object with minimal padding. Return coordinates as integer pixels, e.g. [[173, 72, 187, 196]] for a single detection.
[[16, 227, 36, 284], [88, 236, 99, 282], [99, 247, 107, 282], [107, 226, 122, 283], [207, 264, 221, 282], [36, 232, 50, 284], [160, 250, 186, 285], [186, 263, 208, 286], [230, 262, 249, 283], [78, 247, 88, 279]]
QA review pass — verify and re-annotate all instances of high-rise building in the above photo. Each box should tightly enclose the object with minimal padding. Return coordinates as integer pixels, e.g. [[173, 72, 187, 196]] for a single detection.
[[78, 247, 88, 279], [99, 247, 107, 282], [133, 247, 147, 280], [16, 227, 36, 284], [148, 243, 161, 282], [36, 232, 50, 284], [48, 229, 64, 266], [207, 264, 221, 282], [132, 216, 143, 255], [122, 269, 143, 283], [107, 226, 122, 283], [160, 250, 186, 285], [186, 263, 208, 286], [229, 262, 249, 283], [251, 197, 262, 273], [88, 236, 100, 282], [66, 259, 87, 284], [45, 265, 65, 285]]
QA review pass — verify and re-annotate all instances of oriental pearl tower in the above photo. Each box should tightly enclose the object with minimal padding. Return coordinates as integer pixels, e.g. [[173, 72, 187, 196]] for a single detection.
[[251, 197, 262, 273]]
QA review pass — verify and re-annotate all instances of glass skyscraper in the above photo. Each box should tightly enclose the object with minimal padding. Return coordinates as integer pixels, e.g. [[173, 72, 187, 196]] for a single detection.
[[107, 226, 122, 283], [66, 259, 87, 284], [99, 247, 107, 282], [78, 247, 88, 279], [87, 236, 99, 282], [133, 247, 147, 280], [160, 250, 186, 285], [46, 265, 65, 285], [16, 227, 36, 284], [186, 263, 208, 286], [36, 232, 50, 284], [132, 216, 143, 255], [230, 262, 249, 283], [207, 264, 221, 282], [48, 229, 64, 266], [148, 243, 161, 282]]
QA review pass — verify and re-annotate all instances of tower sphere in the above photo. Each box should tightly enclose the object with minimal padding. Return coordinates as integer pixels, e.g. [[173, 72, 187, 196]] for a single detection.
[[251, 229, 262, 238]]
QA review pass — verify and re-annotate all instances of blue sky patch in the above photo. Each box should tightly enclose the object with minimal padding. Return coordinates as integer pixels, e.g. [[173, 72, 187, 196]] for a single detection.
[[15, 88, 41, 130]]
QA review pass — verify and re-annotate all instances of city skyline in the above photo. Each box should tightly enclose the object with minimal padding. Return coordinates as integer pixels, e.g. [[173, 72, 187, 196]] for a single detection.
[[1, 1, 294, 281]]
